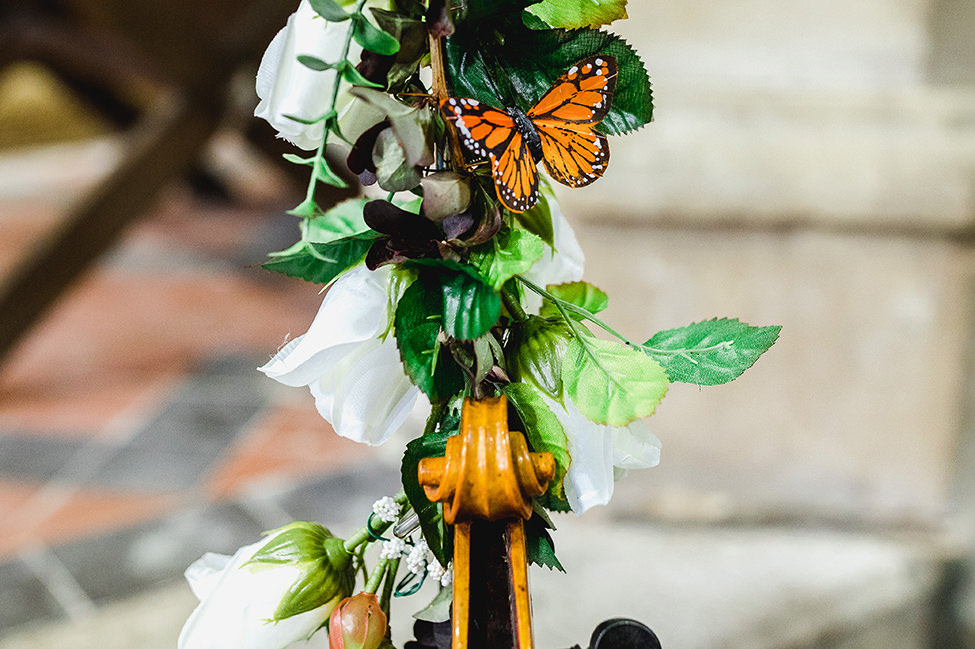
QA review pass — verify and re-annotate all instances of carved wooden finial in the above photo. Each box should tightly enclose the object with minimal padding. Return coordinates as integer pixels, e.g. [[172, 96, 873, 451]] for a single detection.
[[418, 395, 555, 524]]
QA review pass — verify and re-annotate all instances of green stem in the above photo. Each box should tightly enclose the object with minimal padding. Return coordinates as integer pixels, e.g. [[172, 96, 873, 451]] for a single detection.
[[302, 0, 368, 206], [364, 558, 389, 594], [500, 287, 528, 323], [379, 558, 400, 620]]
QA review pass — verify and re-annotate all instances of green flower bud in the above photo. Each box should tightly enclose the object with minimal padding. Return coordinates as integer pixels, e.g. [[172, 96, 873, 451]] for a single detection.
[[246, 521, 355, 622], [511, 315, 573, 399]]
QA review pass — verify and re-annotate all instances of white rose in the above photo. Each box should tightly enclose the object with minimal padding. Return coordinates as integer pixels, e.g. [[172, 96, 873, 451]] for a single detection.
[[255, 0, 351, 150], [259, 265, 420, 445], [522, 186, 585, 312], [179, 535, 344, 649], [541, 393, 661, 513]]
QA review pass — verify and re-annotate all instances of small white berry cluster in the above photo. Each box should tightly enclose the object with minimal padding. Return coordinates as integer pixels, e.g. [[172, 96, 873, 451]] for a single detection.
[[372, 496, 401, 523], [380, 534, 453, 587]]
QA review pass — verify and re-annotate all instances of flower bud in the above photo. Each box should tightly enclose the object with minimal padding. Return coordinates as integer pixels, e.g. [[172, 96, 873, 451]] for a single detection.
[[329, 592, 388, 649], [511, 315, 573, 399]]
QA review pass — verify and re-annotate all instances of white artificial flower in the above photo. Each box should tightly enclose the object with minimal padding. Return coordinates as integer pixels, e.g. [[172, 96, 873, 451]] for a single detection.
[[541, 394, 661, 514], [255, 0, 351, 150], [259, 265, 420, 445], [521, 186, 585, 312], [179, 538, 337, 649]]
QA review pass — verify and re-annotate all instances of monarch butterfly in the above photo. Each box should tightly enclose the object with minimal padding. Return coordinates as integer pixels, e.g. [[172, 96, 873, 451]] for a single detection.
[[440, 55, 617, 213]]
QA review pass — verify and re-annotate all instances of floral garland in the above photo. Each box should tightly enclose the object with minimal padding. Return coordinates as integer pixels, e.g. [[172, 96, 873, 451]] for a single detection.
[[179, 2, 780, 648]]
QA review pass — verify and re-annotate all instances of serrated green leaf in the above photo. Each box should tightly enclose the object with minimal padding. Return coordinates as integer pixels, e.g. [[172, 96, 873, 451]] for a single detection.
[[263, 232, 379, 284], [524, 512, 564, 572], [441, 268, 501, 340], [445, 26, 652, 136], [351, 13, 400, 55], [527, 0, 627, 28], [562, 337, 668, 426], [540, 281, 609, 320], [470, 229, 545, 290], [503, 382, 569, 498], [309, 0, 351, 21], [304, 198, 368, 243], [395, 279, 465, 401], [642, 318, 781, 385], [402, 432, 452, 566]]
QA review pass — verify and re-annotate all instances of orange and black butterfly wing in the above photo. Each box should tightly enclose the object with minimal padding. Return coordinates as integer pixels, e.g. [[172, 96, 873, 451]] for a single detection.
[[440, 97, 540, 213], [527, 56, 616, 188]]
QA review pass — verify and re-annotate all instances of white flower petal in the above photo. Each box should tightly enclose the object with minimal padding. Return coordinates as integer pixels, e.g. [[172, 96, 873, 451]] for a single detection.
[[522, 188, 585, 312], [179, 539, 331, 649], [255, 0, 350, 150], [259, 266, 390, 388], [611, 420, 662, 470]]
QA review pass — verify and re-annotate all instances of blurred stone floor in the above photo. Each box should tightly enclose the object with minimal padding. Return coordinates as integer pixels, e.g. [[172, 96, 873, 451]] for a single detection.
[[0, 132, 409, 638]]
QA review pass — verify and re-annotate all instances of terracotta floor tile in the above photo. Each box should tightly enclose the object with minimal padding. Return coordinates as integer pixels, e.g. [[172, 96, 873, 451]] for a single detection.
[[207, 402, 370, 498], [0, 487, 179, 558]]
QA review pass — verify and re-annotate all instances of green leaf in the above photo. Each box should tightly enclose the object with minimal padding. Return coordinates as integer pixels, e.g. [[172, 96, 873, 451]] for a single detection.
[[334, 60, 384, 88], [470, 229, 545, 291], [441, 267, 501, 340], [444, 26, 652, 136], [351, 14, 401, 55], [263, 232, 379, 285], [297, 55, 335, 71], [642, 318, 781, 385], [527, 0, 628, 28], [271, 537, 354, 620], [304, 198, 368, 243], [524, 512, 564, 572], [512, 192, 554, 247], [395, 279, 465, 401], [540, 281, 609, 320], [309, 0, 351, 21], [503, 382, 570, 499], [402, 431, 452, 567], [414, 586, 453, 623], [315, 155, 349, 188], [454, 0, 542, 24], [510, 315, 572, 399], [562, 337, 669, 426]]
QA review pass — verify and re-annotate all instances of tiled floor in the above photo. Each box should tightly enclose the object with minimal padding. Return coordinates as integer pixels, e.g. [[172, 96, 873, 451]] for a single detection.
[[0, 140, 390, 636]]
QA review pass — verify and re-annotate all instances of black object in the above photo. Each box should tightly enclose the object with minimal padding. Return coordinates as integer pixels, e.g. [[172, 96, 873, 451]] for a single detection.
[[404, 619, 452, 649], [567, 618, 662, 649]]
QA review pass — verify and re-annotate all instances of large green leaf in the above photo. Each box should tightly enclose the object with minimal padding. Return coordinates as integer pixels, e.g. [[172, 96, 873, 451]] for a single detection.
[[402, 432, 451, 567], [395, 279, 465, 401], [562, 337, 668, 426], [350, 13, 400, 55], [470, 228, 545, 290], [406, 260, 500, 341], [444, 25, 652, 135], [452, 0, 542, 25], [642, 318, 781, 385], [524, 511, 564, 571], [503, 382, 569, 498], [304, 198, 369, 243], [527, 0, 628, 28], [263, 232, 379, 285]]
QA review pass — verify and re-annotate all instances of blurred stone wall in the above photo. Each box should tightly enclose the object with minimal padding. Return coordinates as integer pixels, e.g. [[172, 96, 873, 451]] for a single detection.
[[554, 0, 975, 529]]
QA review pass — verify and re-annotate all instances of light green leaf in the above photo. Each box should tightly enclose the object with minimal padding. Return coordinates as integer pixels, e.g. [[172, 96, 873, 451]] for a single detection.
[[414, 586, 453, 623], [642, 318, 781, 385], [540, 281, 609, 320], [470, 229, 546, 291], [304, 198, 368, 243], [511, 192, 554, 247], [503, 382, 570, 498], [297, 55, 335, 71], [562, 337, 668, 426], [527, 0, 628, 28], [263, 232, 379, 285]]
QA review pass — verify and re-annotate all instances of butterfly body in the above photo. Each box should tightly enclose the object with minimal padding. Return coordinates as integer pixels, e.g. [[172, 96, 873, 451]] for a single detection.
[[441, 55, 617, 213]]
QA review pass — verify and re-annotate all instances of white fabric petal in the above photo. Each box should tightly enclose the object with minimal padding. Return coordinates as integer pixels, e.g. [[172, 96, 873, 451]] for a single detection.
[[179, 538, 332, 649], [308, 336, 420, 445], [255, 0, 349, 150], [259, 266, 390, 388], [522, 188, 585, 312], [611, 420, 662, 470], [540, 393, 661, 514]]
